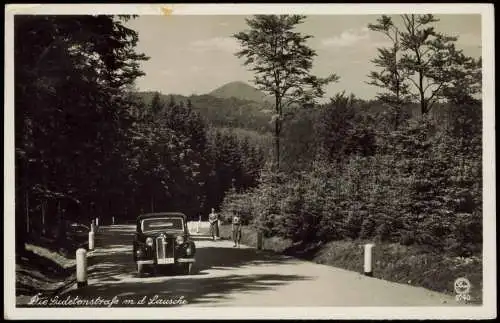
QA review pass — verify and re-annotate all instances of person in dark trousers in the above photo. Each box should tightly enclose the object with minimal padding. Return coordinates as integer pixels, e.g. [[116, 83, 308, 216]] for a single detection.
[[208, 208, 219, 241], [232, 213, 242, 247]]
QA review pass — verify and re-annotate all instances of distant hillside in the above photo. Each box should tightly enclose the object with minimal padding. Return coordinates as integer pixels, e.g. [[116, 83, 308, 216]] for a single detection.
[[136, 91, 187, 107], [134, 91, 273, 135], [209, 81, 274, 104]]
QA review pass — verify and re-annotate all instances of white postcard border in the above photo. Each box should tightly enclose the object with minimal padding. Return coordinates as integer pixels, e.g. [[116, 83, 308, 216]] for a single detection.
[[4, 3, 496, 320]]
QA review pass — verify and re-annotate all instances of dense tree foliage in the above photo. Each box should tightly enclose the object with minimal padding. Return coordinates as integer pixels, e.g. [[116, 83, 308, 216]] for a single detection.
[[15, 16, 267, 251], [222, 102, 482, 256], [15, 15, 148, 245], [368, 14, 482, 116], [137, 91, 274, 135]]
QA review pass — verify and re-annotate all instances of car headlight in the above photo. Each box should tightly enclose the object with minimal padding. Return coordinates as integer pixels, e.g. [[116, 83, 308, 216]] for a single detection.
[[176, 235, 184, 245], [146, 237, 153, 246]]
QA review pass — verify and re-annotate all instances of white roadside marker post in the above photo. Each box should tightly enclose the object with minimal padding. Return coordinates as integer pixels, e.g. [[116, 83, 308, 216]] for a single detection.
[[197, 216, 200, 233], [96, 217, 99, 228], [364, 243, 375, 277], [76, 248, 88, 288], [89, 231, 95, 251], [90, 219, 96, 233], [112, 216, 115, 225]]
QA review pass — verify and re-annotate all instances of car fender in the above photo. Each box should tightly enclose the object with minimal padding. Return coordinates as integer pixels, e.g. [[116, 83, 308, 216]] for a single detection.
[[133, 240, 148, 261]]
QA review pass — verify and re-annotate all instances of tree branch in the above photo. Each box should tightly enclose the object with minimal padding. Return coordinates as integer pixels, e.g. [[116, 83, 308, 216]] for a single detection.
[[406, 75, 420, 90], [423, 81, 438, 94], [426, 81, 446, 111]]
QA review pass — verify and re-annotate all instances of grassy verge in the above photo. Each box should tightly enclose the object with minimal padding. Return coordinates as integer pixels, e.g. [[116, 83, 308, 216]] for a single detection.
[[16, 232, 93, 302], [315, 240, 482, 305], [219, 225, 292, 252], [16, 244, 78, 299], [219, 224, 482, 304]]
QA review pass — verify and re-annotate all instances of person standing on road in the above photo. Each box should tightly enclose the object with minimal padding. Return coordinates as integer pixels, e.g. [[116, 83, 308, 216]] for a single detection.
[[208, 208, 219, 241], [215, 211, 220, 239], [232, 213, 242, 247]]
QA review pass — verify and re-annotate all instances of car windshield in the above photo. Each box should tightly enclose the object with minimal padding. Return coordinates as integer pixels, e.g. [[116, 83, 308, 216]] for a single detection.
[[141, 217, 184, 233]]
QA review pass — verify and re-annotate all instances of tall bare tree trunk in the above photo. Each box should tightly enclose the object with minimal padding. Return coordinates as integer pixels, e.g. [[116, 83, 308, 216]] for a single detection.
[[274, 129, 280, 171], [419, 72, 427, 116], [25, 191, 29, 233], [57, 200, 63, 240], [41, 200, 46, 236], [394, 29, 401, 130], [274, 97, 281, 171]]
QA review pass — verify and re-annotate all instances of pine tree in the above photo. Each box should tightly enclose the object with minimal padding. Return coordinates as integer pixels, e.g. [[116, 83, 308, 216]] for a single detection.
[[367, 15, 411, 128], [234, 15, 339, 170], [15, 15, 148, 243], [367, 14, 481, 115], [151, 92, 164, 115]]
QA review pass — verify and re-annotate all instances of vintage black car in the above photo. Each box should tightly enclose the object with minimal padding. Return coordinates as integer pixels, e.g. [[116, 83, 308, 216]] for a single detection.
[[133, 212, 196, 276]]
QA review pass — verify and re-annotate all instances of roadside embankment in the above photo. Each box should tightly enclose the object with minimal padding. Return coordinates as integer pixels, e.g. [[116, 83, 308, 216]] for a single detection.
[[16, 244, 78, 304], [218, 224, 482, 304], [16, 231, 100, 304]]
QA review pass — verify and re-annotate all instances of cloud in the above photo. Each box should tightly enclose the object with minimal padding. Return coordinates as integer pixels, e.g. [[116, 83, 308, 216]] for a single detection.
[[320, 27, 371, 48], [189, 36, 240, 53]]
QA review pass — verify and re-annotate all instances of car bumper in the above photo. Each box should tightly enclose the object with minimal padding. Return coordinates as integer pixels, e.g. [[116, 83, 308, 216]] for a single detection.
[[135, 258, 195, 265], [176, 258, 195, 263]]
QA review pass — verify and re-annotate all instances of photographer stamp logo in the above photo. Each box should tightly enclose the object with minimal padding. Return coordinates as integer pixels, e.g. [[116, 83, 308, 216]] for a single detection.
[[454, 277, 471, 303]]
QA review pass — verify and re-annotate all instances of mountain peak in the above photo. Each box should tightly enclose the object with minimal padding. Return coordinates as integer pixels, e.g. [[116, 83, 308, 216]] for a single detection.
[[208, 81, 269, 103]]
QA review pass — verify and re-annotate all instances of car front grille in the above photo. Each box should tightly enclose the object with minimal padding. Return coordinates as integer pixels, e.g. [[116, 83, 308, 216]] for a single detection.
[[155, 237, 174, 260]]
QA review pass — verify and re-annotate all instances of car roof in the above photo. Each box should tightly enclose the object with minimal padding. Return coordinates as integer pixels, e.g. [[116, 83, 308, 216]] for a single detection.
[[137, 212, 187, 221]]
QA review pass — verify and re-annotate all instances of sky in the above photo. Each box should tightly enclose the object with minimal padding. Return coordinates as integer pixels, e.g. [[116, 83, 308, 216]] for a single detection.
[[124, 14, 482, 100]]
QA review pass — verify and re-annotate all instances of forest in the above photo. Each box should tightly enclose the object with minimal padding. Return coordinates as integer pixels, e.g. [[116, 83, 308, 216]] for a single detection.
[[15, 14, 482, 260]]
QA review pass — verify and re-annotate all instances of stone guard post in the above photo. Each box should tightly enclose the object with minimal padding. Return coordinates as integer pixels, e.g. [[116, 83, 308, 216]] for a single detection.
[[257, 231, 263, 250], [364, 243, 375, 277], [76, 248, 88, 288], [89, 231, 95, 250]]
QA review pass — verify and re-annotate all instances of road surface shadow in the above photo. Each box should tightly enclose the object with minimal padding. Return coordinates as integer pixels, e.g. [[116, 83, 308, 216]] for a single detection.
[[194, 246, 299, 274], [64, 273, 312, 306], [59, 225, 312, 306], [89, 226, 301, 277]]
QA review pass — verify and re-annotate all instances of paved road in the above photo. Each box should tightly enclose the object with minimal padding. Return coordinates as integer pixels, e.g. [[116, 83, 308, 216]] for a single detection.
[[46, 225, 460, 307]]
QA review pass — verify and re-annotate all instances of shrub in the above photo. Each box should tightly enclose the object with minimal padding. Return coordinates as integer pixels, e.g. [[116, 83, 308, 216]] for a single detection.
[[220, 106, 482, 256]]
